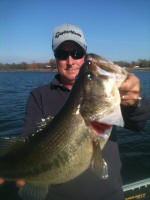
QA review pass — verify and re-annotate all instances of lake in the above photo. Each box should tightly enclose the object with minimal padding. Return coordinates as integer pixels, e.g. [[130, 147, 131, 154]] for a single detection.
[[0, 71, 150, 184]]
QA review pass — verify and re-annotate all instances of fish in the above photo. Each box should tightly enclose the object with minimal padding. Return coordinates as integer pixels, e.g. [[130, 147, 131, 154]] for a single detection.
[[0, 53, 127, 200]]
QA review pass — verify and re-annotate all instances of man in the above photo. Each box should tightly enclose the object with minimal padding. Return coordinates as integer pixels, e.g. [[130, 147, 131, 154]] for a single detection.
[[20, 24, 149, 200], [1, 24, 149, 199]]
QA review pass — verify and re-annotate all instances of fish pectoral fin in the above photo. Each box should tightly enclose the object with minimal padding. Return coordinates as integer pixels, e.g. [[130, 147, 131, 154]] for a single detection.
[[18, 183, 49, 200], [0, 137, 26, 157], [90, 140, 108, 180]]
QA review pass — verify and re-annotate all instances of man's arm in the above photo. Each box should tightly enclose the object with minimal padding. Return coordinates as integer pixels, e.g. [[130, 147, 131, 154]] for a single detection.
[[121, 97, 150, 131], [22, 91, 43, 137]]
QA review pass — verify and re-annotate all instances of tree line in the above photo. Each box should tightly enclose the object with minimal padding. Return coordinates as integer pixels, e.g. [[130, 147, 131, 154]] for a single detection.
[[114, 59, 150, 68], [0, 58, 150, 72], [0, 59, 56, 72]]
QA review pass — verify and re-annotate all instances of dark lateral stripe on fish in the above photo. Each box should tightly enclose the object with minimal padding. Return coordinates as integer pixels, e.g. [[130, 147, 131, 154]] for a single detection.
[[0, 140, 85, 179], [1, 161, 59, 179]]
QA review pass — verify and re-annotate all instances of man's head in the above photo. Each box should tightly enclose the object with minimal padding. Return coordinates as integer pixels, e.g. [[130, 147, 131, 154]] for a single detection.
[[52, 24, 87, 89]]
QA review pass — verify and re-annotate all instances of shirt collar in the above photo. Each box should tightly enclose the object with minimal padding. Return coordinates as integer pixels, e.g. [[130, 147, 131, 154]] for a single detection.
[[50, 73, 70, 92]]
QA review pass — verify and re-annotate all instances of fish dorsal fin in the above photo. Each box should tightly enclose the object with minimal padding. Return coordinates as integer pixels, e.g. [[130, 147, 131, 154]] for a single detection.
[[35, 115, 54, 135], [18, 183, 49, 200], [0, 137, 26, 157]]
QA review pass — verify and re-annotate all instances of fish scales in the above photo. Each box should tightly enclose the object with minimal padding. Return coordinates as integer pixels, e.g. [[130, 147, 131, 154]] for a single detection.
[[0, 95, 93, 183]]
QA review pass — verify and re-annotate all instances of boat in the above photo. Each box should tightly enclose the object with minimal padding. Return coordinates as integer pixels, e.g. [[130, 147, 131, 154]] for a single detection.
[[122, 178, 150, 200]]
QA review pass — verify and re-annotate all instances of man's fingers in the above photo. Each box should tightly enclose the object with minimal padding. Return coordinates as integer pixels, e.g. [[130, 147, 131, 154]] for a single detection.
[[16, 179, 26, 187], [119, 73, 141, 106], [0, 178, 4, 184], [0, 178, 25, 187], [121, 95, 138, 106], [120, 73, 140, 93]]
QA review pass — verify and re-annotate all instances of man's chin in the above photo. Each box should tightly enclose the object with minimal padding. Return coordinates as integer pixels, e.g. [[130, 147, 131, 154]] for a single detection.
[[66, 73, 78, 81]]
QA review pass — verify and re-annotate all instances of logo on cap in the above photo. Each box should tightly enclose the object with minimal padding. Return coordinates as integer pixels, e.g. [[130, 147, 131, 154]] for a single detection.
[[55, 30, 82, 39]]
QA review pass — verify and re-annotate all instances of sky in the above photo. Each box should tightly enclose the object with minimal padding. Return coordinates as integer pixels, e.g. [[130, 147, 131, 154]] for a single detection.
[[0, 0, 150, 64]]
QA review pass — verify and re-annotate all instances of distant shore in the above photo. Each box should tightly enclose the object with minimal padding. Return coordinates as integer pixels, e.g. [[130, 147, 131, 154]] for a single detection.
[[127, 67, 150, 71], [0, 68, 58, 73], [0, 67, 150, 73]]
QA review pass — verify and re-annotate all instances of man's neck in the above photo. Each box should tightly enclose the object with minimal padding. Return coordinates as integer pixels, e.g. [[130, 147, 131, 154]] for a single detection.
[[60, 76, 74, 90]]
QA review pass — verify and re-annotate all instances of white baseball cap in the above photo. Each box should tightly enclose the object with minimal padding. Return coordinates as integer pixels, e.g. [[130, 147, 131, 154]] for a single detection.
[[52, 24, 87, 51]]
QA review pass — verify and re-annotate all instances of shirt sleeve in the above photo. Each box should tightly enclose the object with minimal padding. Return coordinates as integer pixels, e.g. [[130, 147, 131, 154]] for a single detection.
[[121, 97, 150, 131], [21, 91, 43, 137]]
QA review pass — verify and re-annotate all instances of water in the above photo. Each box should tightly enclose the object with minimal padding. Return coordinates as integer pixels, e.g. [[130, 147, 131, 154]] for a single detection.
[[0, 72, 56, 136], [118, 71, 150, 184], [0, 71, 150, 184]]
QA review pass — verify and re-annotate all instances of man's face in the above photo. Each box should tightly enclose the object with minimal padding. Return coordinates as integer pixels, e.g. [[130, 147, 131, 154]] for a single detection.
[[55, 41, 85, 85]]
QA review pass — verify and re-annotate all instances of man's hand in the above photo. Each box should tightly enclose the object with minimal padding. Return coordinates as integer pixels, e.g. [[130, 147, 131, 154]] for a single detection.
[[119, 73, 141, 106]]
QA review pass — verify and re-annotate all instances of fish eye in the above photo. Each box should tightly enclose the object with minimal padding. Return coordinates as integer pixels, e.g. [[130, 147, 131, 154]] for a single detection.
[[87, 61, 91, 65], [85, 72, 93, 81]]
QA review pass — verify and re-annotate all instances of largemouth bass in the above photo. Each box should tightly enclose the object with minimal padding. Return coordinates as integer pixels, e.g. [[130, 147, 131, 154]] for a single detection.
[[0, 53, 127, 200]]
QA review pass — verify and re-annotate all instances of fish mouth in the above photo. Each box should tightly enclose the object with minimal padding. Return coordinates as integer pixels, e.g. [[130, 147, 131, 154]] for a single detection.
[[90, 121, 112, 136]]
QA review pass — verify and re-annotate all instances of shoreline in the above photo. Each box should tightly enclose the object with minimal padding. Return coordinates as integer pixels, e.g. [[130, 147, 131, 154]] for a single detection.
[[0, 67, 150, 73], [0, 69, 57, 73], [127, 67, 150, 71]]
